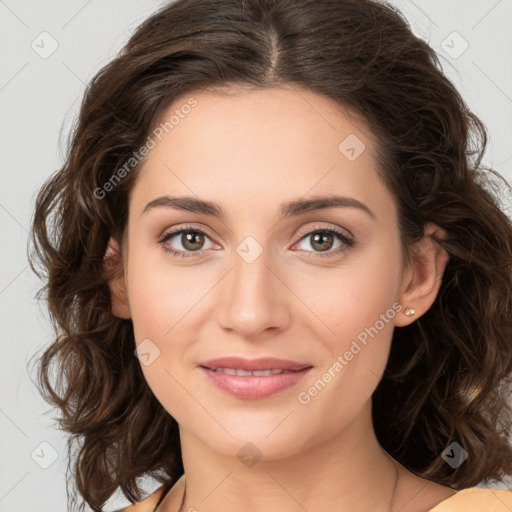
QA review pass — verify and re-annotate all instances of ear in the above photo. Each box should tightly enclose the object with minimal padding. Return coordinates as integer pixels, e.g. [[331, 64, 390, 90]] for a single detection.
[[103, 236, 131, 319], [394, 223, 450, 327]]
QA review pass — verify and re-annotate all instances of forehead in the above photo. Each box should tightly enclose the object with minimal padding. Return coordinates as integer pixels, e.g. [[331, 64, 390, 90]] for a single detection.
[[129, 86, 396, 225]]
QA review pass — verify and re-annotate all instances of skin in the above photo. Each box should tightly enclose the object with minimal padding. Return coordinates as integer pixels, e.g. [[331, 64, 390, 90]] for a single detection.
[[106, 85, 456, 511]]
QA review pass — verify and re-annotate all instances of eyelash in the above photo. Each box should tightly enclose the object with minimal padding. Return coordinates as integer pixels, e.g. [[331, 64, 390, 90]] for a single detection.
[[158, 223, 355, 259]]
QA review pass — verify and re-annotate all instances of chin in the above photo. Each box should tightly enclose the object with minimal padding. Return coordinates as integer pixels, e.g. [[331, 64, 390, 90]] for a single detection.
[[192, 417, 314, 462]]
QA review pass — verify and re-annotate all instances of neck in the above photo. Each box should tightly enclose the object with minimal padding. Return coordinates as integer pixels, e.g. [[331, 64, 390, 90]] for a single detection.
[[166, 401, 402, 512]]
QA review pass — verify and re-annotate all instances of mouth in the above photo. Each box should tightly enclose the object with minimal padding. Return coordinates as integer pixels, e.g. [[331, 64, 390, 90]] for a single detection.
[[202, 367, 304, 376], [198, 357, 313, 400], [199, 356, 312, 372]]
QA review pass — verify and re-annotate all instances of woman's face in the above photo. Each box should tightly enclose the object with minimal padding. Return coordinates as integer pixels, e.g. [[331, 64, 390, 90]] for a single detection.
[[114, 85, 412, 459]]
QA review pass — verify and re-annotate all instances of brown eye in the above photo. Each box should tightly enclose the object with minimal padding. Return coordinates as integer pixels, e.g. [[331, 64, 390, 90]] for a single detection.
[[159, 226, 216, 258], [309, 232, 335, 252], [179, 231, 205, 251], [294, 226, 355, 258]]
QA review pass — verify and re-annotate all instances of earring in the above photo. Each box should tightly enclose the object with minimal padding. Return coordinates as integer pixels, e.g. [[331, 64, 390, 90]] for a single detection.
[[404, 307, 415, 316]]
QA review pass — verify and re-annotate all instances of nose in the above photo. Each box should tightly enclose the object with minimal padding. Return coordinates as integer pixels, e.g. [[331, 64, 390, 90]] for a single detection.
[[216, 245, 290, 340]]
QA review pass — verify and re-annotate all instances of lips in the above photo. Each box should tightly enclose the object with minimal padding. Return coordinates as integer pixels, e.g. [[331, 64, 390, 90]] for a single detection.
[[198, 356, 314, 399], [200, 366, 313, 399], [199, 356, 312, 372]]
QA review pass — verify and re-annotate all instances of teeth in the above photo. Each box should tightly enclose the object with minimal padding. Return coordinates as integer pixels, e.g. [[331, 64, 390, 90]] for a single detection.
[[212, 368, 287, 376]]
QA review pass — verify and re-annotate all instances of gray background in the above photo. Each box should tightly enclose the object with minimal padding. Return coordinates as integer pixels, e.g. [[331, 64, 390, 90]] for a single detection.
[[1, 1, 511, 511]]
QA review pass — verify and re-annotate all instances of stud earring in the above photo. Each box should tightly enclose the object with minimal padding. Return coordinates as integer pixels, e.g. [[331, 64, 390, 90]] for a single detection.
[[404, 307, 415, 316]]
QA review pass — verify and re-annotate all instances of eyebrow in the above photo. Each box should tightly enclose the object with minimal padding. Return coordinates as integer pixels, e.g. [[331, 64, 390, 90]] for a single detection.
[[141, 194, 376, 221]]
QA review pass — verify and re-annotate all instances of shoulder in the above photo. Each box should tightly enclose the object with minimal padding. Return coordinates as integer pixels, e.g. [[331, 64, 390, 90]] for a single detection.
[[428, 487, 512, 512], [117, 485, 166, 512]]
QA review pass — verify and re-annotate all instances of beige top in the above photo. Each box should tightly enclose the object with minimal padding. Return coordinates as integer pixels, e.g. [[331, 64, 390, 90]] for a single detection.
[[119, 485, 512, 512]]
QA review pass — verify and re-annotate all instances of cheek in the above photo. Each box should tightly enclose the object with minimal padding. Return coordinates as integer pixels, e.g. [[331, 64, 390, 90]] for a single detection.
[[125, 250, 210, 408], [126, 249, 203, 342], [126, 253, 197, 419], [297, 237, 401, 399], [299, 240, 401, 343], [294, 270, 399, 435], [327, 274, 399, 345]]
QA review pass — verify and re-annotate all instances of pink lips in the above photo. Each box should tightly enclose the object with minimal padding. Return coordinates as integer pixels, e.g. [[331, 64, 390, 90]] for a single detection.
[[199, 356, 313, 400]]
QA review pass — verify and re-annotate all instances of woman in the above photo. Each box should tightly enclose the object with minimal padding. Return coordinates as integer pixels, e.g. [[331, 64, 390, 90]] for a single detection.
[[29, 0, 512, 511]]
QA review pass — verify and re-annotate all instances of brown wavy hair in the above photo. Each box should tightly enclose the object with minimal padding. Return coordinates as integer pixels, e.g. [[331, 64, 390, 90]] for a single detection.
[[28, 0, 512, 510]]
